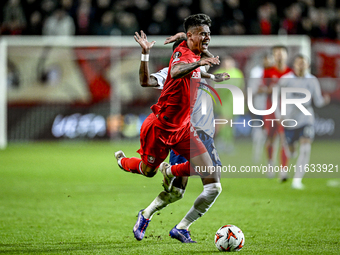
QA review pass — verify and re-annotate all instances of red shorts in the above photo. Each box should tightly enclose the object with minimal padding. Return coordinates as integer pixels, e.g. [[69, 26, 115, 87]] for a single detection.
[[137, 113, 207, 168], [263, 113, 284, 137]]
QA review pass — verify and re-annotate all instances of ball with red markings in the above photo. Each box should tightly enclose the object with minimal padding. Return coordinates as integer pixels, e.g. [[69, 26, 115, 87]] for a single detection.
[[214, 225, 245, 252]]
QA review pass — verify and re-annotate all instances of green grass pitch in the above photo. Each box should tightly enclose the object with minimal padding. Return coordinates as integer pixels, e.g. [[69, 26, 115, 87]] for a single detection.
[[0, 140, 339, 254]]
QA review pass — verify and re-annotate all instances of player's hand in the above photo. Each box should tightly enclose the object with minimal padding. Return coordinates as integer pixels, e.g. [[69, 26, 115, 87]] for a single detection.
[[199, 56, 220, 67], [134, 30, 156, 54], [164, 32, 186, 45], [213, 72, 230, 82]]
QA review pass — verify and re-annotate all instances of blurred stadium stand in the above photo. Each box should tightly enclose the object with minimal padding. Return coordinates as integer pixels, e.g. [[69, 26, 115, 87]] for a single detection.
[[1, 0, 340, 146], [1, 0, 340, 38]]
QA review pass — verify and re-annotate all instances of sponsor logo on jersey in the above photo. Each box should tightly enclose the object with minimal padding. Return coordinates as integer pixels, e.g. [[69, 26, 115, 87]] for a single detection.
[[192, 71, 201, 78]]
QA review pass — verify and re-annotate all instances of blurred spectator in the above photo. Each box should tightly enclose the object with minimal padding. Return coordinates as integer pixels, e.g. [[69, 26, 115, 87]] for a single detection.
[[1, 0, 340, 39], [165, 0, 182, 35], [148, 2, 170, 35], [116, 12, 138, 35], [255, 4, 273, 35], [40, 0, 58, 20], [75, 0, 93, 35], [24, 10, 42, 35], [224, 0, 244, 24], [281, 3, 302, 34], [42, 8, 75, 35], [251, 3, 279, 35], [93, 0, 112, 24], [297, 17, 313, 36], [61, 0, 74, 14], [176, 7, 191, 32], [94, 10, 121, 35], [23, 0, 41, 22], [1, 0, 27, 35], [308, 7, 331, 38], [125, 0, 152, 31], [332, 20, 340, 40], [317, 8, 330, 38]]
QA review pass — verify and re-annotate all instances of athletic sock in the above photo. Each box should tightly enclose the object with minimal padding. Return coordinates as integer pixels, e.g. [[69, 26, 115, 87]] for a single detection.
[[120, 157, 144, 175], [177, 183, 222, 230], [267, 144, 273, 161], [294, 143, 311, 180], [170, 161, 193, 177], [252, 128, 266, 163], [281, 148, 288, 167], [143, 187, 184, 219]]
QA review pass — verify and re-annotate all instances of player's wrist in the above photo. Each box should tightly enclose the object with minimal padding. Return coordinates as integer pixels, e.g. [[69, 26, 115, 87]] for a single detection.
[[141, 53, 149, 61], [209, 74, 216, 80], [142, 48, 150, 54]]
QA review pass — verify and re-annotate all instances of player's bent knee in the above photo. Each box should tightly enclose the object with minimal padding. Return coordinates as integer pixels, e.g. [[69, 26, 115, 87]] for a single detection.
[[202, 182, 222, 201], [194, 183, 222, 213], [143, 167, 158, 178], [208, 182, 222, 197]]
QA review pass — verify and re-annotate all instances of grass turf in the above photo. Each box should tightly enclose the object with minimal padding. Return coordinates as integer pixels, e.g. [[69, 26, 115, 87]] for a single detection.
[[0, 140, 339, 254]]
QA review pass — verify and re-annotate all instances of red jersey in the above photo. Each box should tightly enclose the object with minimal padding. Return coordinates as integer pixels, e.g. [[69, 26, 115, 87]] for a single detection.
[[263, 66, 292, 109], [151, 41, 201, 130], [263, 66, 292, 85]]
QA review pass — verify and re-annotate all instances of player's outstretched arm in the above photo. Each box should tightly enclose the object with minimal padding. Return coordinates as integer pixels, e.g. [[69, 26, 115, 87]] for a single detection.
[[134, 30, 158, 87], [170, 56, 220, 79], [164, 32, 186, 45]]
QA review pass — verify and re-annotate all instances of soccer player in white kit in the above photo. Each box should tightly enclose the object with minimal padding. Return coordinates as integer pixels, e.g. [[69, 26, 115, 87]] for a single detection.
[[278, 54, 330, 189]]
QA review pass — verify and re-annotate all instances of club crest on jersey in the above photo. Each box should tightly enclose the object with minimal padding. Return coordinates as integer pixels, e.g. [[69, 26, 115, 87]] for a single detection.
[[172, 51, 182, 63], [147, 155, 155, 163]]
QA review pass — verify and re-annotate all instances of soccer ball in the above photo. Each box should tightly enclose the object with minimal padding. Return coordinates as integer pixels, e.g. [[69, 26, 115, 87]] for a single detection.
[[214, 225, 245, 252]]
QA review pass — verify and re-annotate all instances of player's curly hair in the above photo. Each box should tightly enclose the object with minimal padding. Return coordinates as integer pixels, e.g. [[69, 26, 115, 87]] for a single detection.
[[183, 14, 212, 33]]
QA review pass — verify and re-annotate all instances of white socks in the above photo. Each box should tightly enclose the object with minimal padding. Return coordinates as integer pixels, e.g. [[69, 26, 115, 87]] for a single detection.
[[252, 128, 266, 163], [177, 183, 222, 230], [142, 187, 185, 219], [294, 143, 311, 181]]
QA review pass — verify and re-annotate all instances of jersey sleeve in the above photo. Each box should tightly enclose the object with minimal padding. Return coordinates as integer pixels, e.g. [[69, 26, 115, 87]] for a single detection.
[[171, 47, 194, 66], [150, 67, 169, 90]]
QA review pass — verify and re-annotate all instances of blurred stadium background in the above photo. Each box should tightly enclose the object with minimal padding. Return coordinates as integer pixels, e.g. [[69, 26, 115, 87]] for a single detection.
[[1, 0, 340, 146], [1, 1, 340, 254]]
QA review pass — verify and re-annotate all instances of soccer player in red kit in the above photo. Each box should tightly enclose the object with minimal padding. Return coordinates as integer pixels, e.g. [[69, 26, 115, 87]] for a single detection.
[[260, 45, 292, 180], [115, 14, 222, 242]]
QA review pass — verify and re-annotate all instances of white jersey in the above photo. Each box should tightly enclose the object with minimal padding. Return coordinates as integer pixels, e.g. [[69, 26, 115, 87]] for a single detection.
[[248, 65, 266, 111], [278, 71, 326, 129], [151, 66, 215, 137]]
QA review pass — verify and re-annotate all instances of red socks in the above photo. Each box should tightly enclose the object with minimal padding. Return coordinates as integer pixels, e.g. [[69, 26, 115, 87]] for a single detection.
[[121, 157, 144, 175], [267, 144, 273, 161], [170, 161, 194, 177], [281, 148, 287, 167]]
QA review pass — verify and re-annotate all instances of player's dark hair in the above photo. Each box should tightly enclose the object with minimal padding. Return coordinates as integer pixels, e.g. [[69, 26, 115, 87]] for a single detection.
[[271, 45, 288, 53], [183, 14, 212, 33], [172, 39, 186, 51]]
